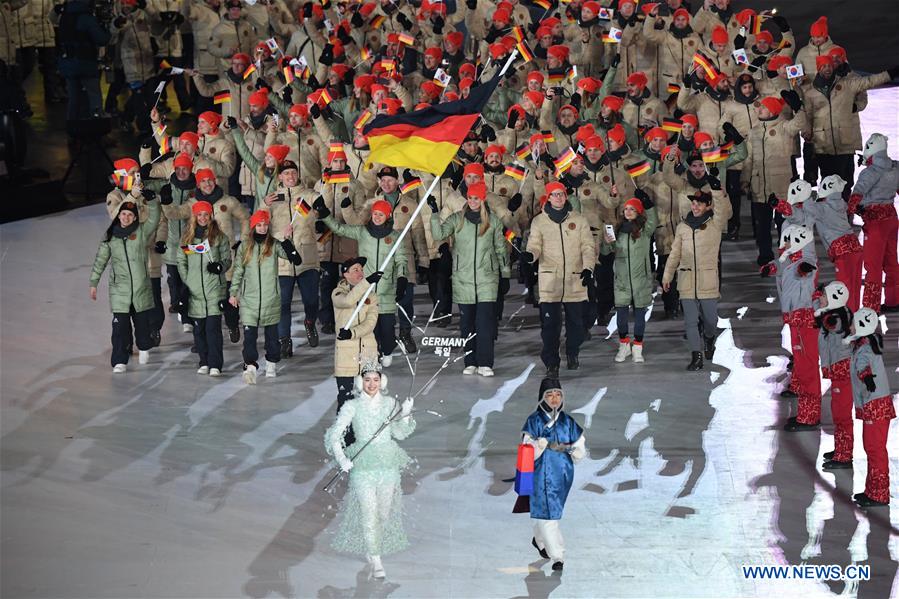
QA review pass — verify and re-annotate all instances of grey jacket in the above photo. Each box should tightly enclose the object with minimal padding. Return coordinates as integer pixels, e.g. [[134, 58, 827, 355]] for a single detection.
[[804, 192, 856, 255], [853, 152, 899, 206], [850, 340, 892, 409], [776, 245, 817, 315]]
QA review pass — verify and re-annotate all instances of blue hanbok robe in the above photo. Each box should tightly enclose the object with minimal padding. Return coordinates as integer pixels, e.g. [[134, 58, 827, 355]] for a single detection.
[[522, 409, 584, 520]]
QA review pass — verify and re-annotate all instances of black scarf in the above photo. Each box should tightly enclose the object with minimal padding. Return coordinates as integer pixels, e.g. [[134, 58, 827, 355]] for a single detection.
[[733, 85, 759, 105], [578, 16, 598, 28], [485, 163, 505, 175], [644, 147, 662, 164], [685, 211, 712, 229], [171, 172, 196, 191], [677, 136, 695, 153], [561, 171, 587, 189], [196, 186, 224, 203], [813, 73, 836, 97], [195, 224, 208, 238], [249, 112, 268, 130], [464, 207, 482, 225], [252, 232, 267, 244], [535, 45, 548, 60], [227, 69, 242, 84], [619, 219, 639, 235], [545, 202, 571, 224], [751, 44, 773, 58], [670, 23, 694, 38], [627, 87, 651, 106], [706, 86, 730, 102], [558, 120, 580, 136], [366, 220, 393, 239], [584, 155, 608, 172], [686, 171, 708, 189], [606, 146, 627, 164], [111, 221, 139, 239], [710, 4, 733, 24]]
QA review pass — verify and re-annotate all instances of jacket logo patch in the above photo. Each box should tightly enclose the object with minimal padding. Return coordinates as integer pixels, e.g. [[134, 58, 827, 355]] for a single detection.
[[247, 85, 254, 92], [402, 205, 409, 213], [210, 147, 216, 154], [385, 237, 393, 244], [602, 176, 610, 183], [836, 84, 842, 91], [646, 107, 653, 114], [753, 101, 760, 107], [584, 189, 591, 196], [220, 205, 228, 212], [568, 223, 576, 230], [365, 298, 371, 304], [307, 139, 314, 145], [342, 186, 348, 193], [769, 130, 777, 136], [129, 234, 137, 240], [688, 40, 695, 46], [500, 187, 508, 194]]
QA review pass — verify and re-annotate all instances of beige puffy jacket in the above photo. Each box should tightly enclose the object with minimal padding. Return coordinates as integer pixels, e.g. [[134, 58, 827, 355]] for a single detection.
[[526, 206, 596, 303], [805, 71, 891, 156], [743, 110, 808, 202], [266, 185, 320, 277], [186, 0, 221, 75], [662, 194, 730, 300], [332, 278, 378, 377]]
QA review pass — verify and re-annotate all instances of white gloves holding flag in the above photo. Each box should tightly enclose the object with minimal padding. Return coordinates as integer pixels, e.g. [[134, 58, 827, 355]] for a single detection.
[[401, 398, 414, 417]]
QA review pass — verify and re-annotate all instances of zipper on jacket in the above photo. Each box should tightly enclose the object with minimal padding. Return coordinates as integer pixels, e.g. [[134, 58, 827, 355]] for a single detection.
[[257, 246, 263, 325], [627, 234, 635, 306], [473, 222, 478, 302], [199, 245, 208, 317], [691, 228, 699, 296], [558, 220, 567, 303], [761, 122, 768, 197], [122, 237, 135, 308]]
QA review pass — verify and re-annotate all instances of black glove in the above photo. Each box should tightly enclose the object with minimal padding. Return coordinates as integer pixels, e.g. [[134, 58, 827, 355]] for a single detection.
[[315, 220, 326, 234], [707, 176, 722, 191], [417, 265, 429, 285], [309, 103, 321, 119], [798, 262, 817, 276], [610, 53, 621, 68], [140, 162, 152, 179], [337, 28, 353, 46], [281, 239, 303, 265], [431, 15, 444, 34], [527, 21, 540, 34], [771, 15, 789, 32], [306, 74, 320, 90], [466, 0, 476, 8], [154, 241, 167, 254], [281, 85, 293, 105], [427, 196, 439, 213], [337, 328, 352, 340], [160, 184, 173, 205], [780, 89, 802, 112], [255, 77, 271, 92], [302, 2, 313, 18], [508, 193, 522, 212], [437, 242, 450, 259], [733, 33, 746, 50], [707, 165, 720, 178], [722, 122, 744, 145], [520, 251, 535, 264], [206, 261, 224, 274], [340, 197, 352, 209], [226, 116, 238, 129], [580, 269, 593, 287], [320, 43, 334, 66], [231, 240, 241, 251], [395, 276, 408, 302], [888, 66, 899, 80], [480, 123, 496, 142], [682, 71, 692, 87], [141, 189, 156, 201], [350, 10, 364, 27], [633, 188, 653, 209], [141, 136, 155, 150], [397, 12, 413, 31], [312, 195, 330, 218], [766, 193, 779, 208], [864, 374, 877, 393], [856, 203, 866, 216], [366, 270, 384, 284], [113, 15, 126, 28], [499, 277, 510, 296], [749, 55, 767, 72], [507, 109, 519, 129], [342, 67, 355, 85], [674, 162, 686, 176]]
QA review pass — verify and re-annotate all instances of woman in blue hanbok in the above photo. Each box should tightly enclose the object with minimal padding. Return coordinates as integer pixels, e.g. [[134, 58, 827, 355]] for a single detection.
[[325, 364, 415, 579], [522, 378, 587, 571]]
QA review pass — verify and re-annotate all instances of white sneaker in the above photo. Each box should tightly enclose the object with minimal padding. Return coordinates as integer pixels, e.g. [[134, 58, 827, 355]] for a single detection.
[[182, 323, 193, 333], [632, 344, 644, 363], [614, 341, 632, 363], [197, 365, 209, 375], [477, 366, 495, 377], [209, 368, 221, 377], [265, 362, 277, 377], [462, 365, 477, 375], [112, 363, 127, 374], [138, 350, 149, 364], [381, 354, 393, 368], [243, 364, 257, 385]]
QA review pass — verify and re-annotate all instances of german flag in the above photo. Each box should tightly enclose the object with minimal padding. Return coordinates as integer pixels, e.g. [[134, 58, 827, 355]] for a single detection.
[[701, 147, 725, 163], [720, 140, 735, 152], [320, 88, 333, 105], [533, 0, 551, 9], [514, 142, 531, 161], [749, 14, 764, 35], [160, 59, 172, 70], [661, 117, 682, 133], [213, 90, 231, 105], [504, 164, 526, 180], [516, 40, 535, 63], [282, 65, 296, 85], [327, 170, 351, 184], [400, 177, 423, 194], [541, 130, 555, 145], [242, 63, 257, 80], [360, 47, 373, 62], [626, 160, 651, 177], [667, 82, 681, 95], [159, 136, 171, 155], [369, 14, 385, 29], [692, 52, 716, 80], [362, 70, 503, 175], [317, 228, 333, 244], [511, 25, 526, 42], [398, 32, 415, 46], [295, 198, 312, 217], [354, 110, 373, 131], [379, 58, 396, 72], [503, 227, 517, 243], [547, 68, 566, 85]]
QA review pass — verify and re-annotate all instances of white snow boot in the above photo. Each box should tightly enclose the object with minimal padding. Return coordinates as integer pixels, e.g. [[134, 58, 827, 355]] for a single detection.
[[265, 362, 277, 378], [243, 364, 257, 385], [112, 363, 127, 374], [632, 343, 644, 363], [614, 340, 632, 362]]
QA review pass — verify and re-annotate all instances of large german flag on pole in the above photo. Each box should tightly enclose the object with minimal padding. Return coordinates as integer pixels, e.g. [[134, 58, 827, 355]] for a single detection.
[[362, 68, 505, 175]]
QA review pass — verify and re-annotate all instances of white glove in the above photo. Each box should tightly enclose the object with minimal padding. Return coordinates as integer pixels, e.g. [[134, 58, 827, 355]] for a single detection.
[[401, 398, 413, 416], [337, 456, 354, 472], [536, 438, 548, 450]]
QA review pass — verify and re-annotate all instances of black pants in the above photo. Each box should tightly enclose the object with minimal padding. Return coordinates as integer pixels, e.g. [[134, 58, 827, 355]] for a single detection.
[[166, 264, 192, 324], [17, 46, 63, 99], [193, 315, 224, 369], [428, 260, 452, 318], [335, 376, 356, 446], [596, 253, 615, 316], [158, 55, 191, 110], [725, 169, 742, 233], [150, 276, 165, 333], [802, 141, 819, 184], [193, 74, 217, 114], [223, 281, 239, 331], [656, 254, 679, 312], [243, 324, 280, 365], [374, 313, 397, 357], [397, 283, 414, 333], [459, 302, 496, 367], [318, 261, 340, 326], [540, 301, 585, 368], [817, 154, 855, 201], [751, 202, 775, 265], [111, 307, 153, 366]]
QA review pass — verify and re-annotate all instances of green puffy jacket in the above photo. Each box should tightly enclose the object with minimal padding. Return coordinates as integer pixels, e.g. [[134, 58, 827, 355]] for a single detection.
[[90, 201, 161, 314], [144, 175, 197, 265], [230, 240, 290, 327], [612, 207, 659, 309], [322, 215, 407, 315], [176, 231, 233, 318], [431, 210, 511, 304], [231, 128, 278, 212]]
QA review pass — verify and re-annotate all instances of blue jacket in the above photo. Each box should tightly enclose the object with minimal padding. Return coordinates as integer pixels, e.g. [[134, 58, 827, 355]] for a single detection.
[[57, 0, 110, 75], [522, 410, 584, 520]]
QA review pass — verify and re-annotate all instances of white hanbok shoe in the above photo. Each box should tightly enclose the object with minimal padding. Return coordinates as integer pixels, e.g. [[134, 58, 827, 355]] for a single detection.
[[197, 366, 209, 375], [380, 354, 393, 368], [462, 365, 477, 375], [243, 365, 257, 385], [369, 555, 386, 579], [138, 350, 149, 364], [209, 368, 222, 377], [112, 363, 127, 374], [265, 362, 277, 377]]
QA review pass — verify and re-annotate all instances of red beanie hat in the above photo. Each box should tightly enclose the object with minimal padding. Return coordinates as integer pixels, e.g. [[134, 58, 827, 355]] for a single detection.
[[624, 197, 645, 214], [331, 64, 351, 80], [828, 46, 848, 62], [735, 8, 756, 26], [809, 16, 828, 37], [558, 104, 579, 119], [178, 131, 200, 148], [536, 25, 553, 39], [445, 31, 464, 48], [672, 7, 690, 20], [442, 92, 460, 102], [354, 74, 376, 92], [768, 55, 792, 72], [359, 2, 376, 17], [463, 162, 485, 178], [602, 95, 624, 112], [583, 1, 600, 14], [232, 52, 251, 64], [378, 97, 403, 115], [266, 144, 290, 163], [420, 81, 441, 99], [485, 144, 506, 158], [192, 200, 213, 215], [710, 26, 729, 46], [523, 90, 545, 108], [527, 71, 545, 85], [541, 16, 561, 28], [626, 71, 648, 88], [195, 168, 216, 183], [644, 126, 667, 142], [607, 124, 626, 146], [489, 42, 508, 60], [584, 135, 605, 151], [617, 0, 635, 8], [760, 96, 784, 116], [289, 103, 309, 119], [547, 45, 570, 62], [459, 63, 477, 79], [249, 89, 270, 107], [250, 210, 270, 228], [815, 55, 833, 70], [173, 153, 193, 169], [544, 181, 567, 196], [466, 181, 487, 200], [529, 132, 545, 146], [371, 199, 392, 217], [459, 77, 474, 92], [424, 46, 443, 61], [114, 158, 138, 172], [680, 113, 699, 128], [576, 124, 596, 143], [493, 7, 511, 24], [576, 77, 600, 94], [693, 131, 713, 147], [755, 31, 773, 45], [198, 111, 222, 132]]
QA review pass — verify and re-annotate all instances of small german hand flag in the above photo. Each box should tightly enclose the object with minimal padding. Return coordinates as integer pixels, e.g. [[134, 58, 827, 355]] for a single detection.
[[327, 170, 351, 184], [511, 25, 526, 42], [547, 69, 565, 85], [504, 163, 526, 180], [398, 32, 415, 46], [516, 40, 534, 63], [701, 147, 724, 163], [213, 90, 231, 105], [295, 198, 312, 217], [626, 160, 651, 177], [320, 88, 333, 105], [360, 47, 373, 62], [692, 52, 716, 80], [503, 227, 517, 243], [515, 142, 531, 161], [379, 58, 396, 72], [541, 130, 555, 145], [720, 140, 735, 152], [533, 0, 551, 10], [160, 59, 172, 70], [667, 82, 681, 94], [317, 228, 332, 244], [354, 110, 372, 131], [369, 14, 385, 29], [242, 63, 257, 80], [400, 177, 423, 194], [159, 136, 171, 155], [661, 117, 683, 133], [282, 65, 296, 85]]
